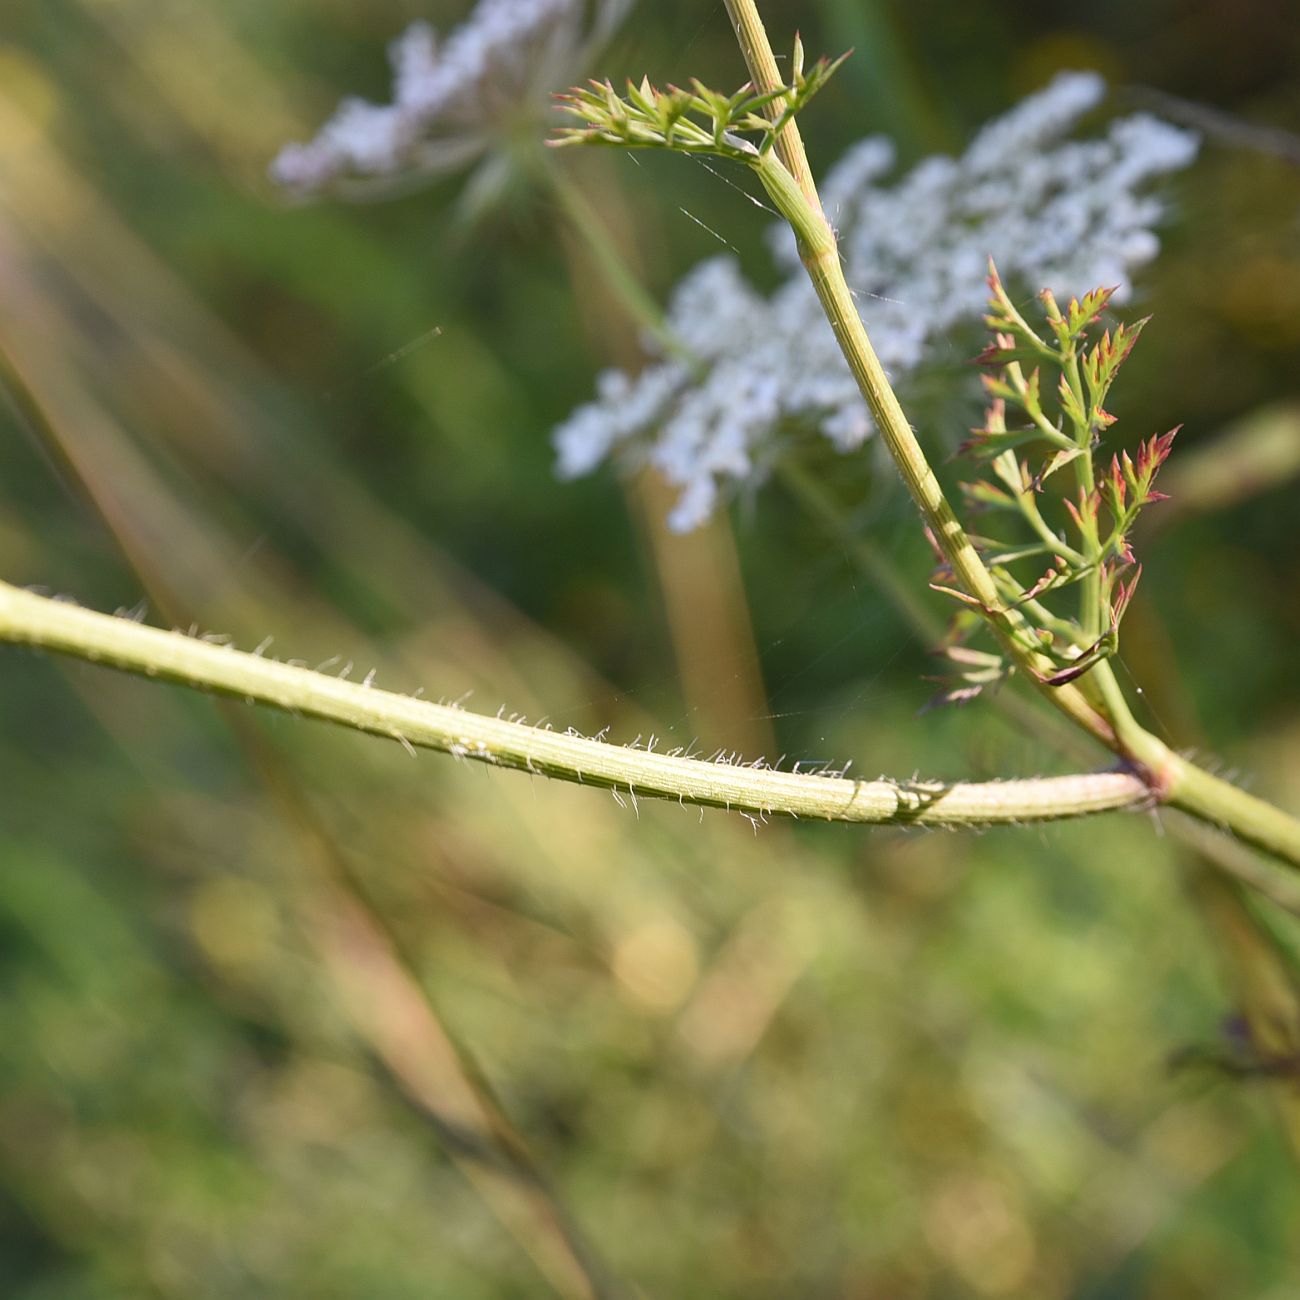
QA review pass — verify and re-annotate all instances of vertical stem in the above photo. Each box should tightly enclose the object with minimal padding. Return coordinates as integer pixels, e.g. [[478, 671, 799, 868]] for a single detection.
[[752, 150, 1117, 748], [543, 162, 686, 361], [721, 0, 823, 213], [720, 0, 1116, 746], [1062, 346, 1103, 644], [723, 1, 1300, 865]]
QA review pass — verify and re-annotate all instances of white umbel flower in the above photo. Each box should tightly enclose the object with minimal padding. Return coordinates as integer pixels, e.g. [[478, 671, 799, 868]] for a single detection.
[[553, 72, 1199, 531], [272, 0, 632, 197]]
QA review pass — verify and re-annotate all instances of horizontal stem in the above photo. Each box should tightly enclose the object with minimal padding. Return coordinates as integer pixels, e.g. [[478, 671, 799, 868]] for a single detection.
[[738, 52, 1300, 868], [0, 581, 1147, 828], [726, 0, 1300, 879]]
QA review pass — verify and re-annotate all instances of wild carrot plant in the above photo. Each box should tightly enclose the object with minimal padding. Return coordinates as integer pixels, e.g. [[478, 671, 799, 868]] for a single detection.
[[6, 2, 1300, 1292], [1, 0, 1298, 866]]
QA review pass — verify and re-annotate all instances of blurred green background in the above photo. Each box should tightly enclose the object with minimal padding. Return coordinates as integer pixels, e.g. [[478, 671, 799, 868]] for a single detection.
[[2, 0, 1299, 1295]]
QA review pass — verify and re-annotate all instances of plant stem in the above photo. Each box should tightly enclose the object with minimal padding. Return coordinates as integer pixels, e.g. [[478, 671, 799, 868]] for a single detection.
[[1060, 344, 1104, 642], [543, 162, 686, 362], [721, 0, 823, 212], [723, 0, 1300, 868], [1090, 659, 1300, 869], [783, 463, 1300, 896], [750, 149, 1116, 747], [0, 580, 1148, 828]]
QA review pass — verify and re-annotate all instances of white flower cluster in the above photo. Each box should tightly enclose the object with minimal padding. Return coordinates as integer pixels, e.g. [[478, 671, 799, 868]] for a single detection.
[[553, 73, 1200, 532], [272, 0, 631, 195]]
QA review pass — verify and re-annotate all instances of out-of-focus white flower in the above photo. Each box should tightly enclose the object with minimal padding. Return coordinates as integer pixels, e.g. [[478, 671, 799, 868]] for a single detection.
[[553, 72, 1200, 532], [272, 0, 633, 198]]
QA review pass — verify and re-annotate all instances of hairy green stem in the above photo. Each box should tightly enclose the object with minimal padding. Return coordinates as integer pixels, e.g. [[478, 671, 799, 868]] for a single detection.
[[721, 0, 823, 211], [1090, 659, 1300, 868], [0, 580, 1147, 828], [725, 0, 1300, 868], [1061, 344, 1103, 643], [751, 150, 1117, 747], [784, 464, 1300, 897]]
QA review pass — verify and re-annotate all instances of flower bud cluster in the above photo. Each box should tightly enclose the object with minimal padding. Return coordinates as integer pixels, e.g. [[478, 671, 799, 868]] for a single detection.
[[551, 38, 847, 163]]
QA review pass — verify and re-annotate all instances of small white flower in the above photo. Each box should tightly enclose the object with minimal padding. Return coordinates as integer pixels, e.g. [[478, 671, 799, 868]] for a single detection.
[[963, 71, 1106, 173], [554, 72, 1200, 531], [272, 0, 633, 198]]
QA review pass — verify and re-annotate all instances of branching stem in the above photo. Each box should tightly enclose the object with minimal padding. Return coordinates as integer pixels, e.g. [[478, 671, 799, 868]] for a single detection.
[[2, 0, 1298, 868], [750, 148, 1117, 747], [0, 580, 1145, 829], [725, 0, 1300, 869]]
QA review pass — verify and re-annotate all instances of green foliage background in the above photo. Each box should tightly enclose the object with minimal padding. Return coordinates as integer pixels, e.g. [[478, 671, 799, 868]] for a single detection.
[[1, 0, 1299, 1295]]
